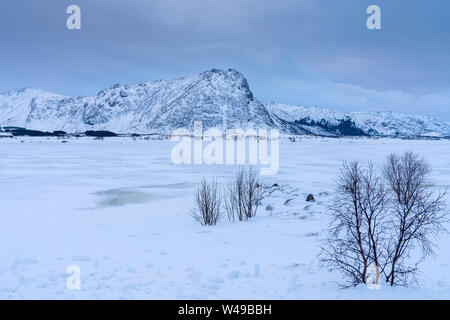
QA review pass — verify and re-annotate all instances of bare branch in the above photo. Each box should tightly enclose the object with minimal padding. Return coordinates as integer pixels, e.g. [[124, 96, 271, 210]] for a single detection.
[[190, 178, 222, 226]]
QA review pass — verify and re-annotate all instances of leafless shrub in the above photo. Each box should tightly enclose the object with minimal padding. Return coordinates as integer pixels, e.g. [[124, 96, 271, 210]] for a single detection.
[[224, 167, 263, 221], [244, 167, 263, 219], [224, 168, 246, 221], [382, 151, 447, 286], [190, 178, 222, 226]]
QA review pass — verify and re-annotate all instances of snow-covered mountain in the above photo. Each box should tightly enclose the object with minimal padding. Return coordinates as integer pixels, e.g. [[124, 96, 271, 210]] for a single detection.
[[265, 102, 450, 137], [0, 69, 274, 134], [1, 68, 449, 137]]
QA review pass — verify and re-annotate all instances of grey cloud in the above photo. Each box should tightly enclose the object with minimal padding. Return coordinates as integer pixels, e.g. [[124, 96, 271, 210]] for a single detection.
[[0, 0, 449, 119]]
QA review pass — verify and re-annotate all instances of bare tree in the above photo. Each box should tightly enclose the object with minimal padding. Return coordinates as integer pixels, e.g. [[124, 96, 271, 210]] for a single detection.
[[358, 163, 390, 279], [322, 161, 370, 287], [190, 178, 222, 226], [383, 151, 447, 286], [322, 152, 448, 288], [321, 161, 388, 287], [224, 167, 263, 221]]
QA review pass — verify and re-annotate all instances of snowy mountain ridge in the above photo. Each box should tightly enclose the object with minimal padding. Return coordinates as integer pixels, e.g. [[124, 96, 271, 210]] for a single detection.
[[265, 102, 450, 137], [1, 68, 449, 137], [0, 69, 274, 134]]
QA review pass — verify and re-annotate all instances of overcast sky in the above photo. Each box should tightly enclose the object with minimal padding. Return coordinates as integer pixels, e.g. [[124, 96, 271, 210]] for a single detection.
[[1, 0, 449, 119]]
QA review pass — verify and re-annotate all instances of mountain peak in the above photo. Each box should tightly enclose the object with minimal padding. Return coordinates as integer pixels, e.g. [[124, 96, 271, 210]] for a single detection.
[[201, 68, 242, 77], [1, 69, 449, 137], [0, 69, 272, 133]]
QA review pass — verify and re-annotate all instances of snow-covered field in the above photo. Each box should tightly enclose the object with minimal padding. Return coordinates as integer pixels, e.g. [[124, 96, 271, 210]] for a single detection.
[[1, 136, 449, 299]]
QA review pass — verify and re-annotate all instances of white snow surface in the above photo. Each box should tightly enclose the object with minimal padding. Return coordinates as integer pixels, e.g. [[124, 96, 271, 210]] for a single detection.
[[1, 136, 449, 299]]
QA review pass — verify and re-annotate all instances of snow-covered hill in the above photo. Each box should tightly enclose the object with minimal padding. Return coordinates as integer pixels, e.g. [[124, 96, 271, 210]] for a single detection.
[[0, 69, 274, 134], [265, 102, 450, 137], [1, 68, 449, 137]]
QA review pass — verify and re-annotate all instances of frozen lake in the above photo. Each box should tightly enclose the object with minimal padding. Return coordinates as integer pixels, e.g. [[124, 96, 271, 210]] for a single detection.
[[1, 136, 449, 299]]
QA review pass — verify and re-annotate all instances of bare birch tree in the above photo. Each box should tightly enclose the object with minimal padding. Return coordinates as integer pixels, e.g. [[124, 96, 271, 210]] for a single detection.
[[383, 152, 447, 286], [322, 152, 447, 288], [321, 161, 389, 287]]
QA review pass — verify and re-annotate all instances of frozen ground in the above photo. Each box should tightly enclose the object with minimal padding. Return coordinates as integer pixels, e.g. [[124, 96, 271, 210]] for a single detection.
[[0, 136, 449, 299]]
